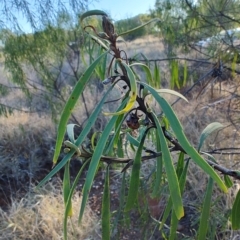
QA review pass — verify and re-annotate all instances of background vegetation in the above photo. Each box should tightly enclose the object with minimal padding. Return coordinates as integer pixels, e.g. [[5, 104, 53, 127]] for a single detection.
[[0, 0, 240, 239]]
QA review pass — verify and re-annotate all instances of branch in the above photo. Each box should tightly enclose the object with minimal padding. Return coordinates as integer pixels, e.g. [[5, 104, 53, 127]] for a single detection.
[[93, 147, 240, 180]]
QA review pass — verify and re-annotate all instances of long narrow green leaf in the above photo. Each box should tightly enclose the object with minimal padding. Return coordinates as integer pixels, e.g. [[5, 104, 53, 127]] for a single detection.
[[224, 175, 233, 188], [152, 128, 163, 198], [53, 51, 109, 164], [119, 18, 160, 37], [38, 151, 75, 188], [169, 155, 188, 239], [125, 128, 149, 212], [102, 165, 110, 240], [231, 189, 240, 230], [151, 112, 184, 219], [113, 114, 125, 149], [197, 177, 214, 240], [38, 83, 115, 188], [198, 122, 223, 152], [79, 100, 127, 223], [126, 133, 148, 151], [176, 152, 185, 176], [141, 82, 228, 193], [64, 159, 91, 240], [105, 99, 128, 154], [63, 161, 72, 217], [159, 155, 189, 231], [156, 89, 188, 102]]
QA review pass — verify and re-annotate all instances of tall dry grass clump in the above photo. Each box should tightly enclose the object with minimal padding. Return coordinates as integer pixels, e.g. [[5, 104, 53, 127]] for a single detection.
[[0, 182, 100, 240]]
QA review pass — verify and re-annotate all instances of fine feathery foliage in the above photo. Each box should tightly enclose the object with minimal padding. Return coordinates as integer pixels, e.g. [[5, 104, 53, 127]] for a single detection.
[[38, 10, 240, 240]]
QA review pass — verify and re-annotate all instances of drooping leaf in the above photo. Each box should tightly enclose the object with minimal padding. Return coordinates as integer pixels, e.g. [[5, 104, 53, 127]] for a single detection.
[[198, 122, 223, 152], [160, 156, 189, 231], [141, 82, 228, 193], [197, 177, 214, 240], [156, 89, 188, 102], [66, 124, 78, 143], [224, 175, 233, 188], [130, 62, 153, 86], [151, 112, 184, 219]]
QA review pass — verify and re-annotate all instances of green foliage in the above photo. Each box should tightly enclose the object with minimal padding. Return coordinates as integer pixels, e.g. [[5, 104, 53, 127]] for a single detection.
[[115, 14, 152, 41], [37, 10, 239, 240]]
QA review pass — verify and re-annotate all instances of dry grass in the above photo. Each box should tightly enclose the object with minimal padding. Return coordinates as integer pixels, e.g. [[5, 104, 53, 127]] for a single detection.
[[0, 112, 55, 183], [0, 182, 100, 240], [118, 35, 165, 59]]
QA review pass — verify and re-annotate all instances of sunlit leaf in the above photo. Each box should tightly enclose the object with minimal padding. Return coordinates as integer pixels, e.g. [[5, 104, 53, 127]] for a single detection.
[[156, 89, 188, 102]]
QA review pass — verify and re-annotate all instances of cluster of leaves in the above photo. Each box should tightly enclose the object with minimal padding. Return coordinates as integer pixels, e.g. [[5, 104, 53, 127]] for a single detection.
[[38, 10, 240, 240]]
